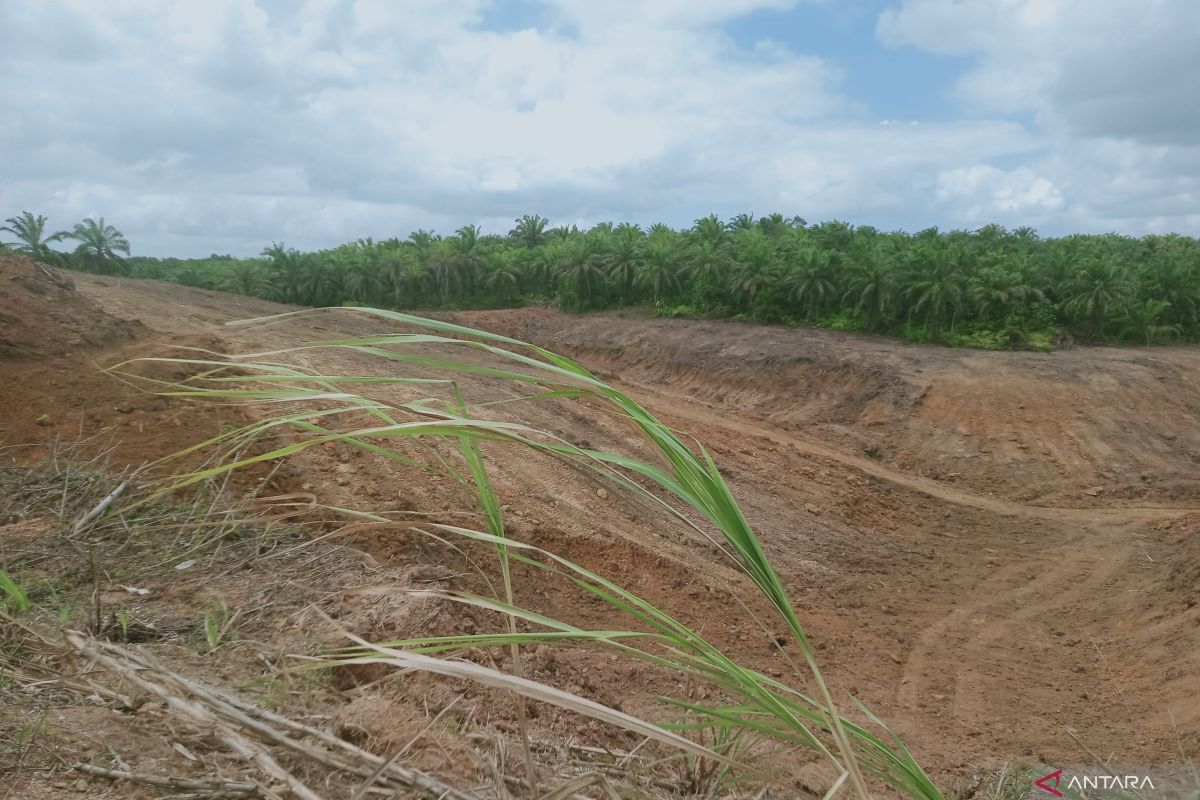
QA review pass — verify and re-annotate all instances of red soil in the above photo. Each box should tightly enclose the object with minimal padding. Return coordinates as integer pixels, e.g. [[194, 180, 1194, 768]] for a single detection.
[[2, 263, 1197, 790]]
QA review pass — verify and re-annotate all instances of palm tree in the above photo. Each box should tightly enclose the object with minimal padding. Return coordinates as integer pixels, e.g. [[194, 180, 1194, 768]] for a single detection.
[[1062, 257, 1136, 340], [220, 260, 271, 297], [64, 217, 130, 275], [728, 213, 756, 232], [686, 239, 726, 285], [637, 240, 681, 302], [842, 254, 896, 331], [902, 243, 967, 340], [1121, 299, 1179, 345], [313, 260, 349, 306], [510, 215, 549, 249], [555, 236, 605, 305], [757, 212, 789, 237], [1012, 226, 1039, 243], [729, 228, 778, 306], [968, 260, 1045, 322], [382, 250, 423, 308], [785, 248, 835, 317], [344, 254, 381, 304], [1145, 250, 1200, 329], [483, 250, 522, 302], [691, 214, 727, 248], [1, 212, 67, 265], [175, 264, 211, 289], [606, 227, 644, 302], [448, 224, 484, 300], [809, 220, 855, 256], [973, 223, 1009, 249], [429, 241, 460, 307], [408, 229, 439, 262], [262, 243, 312, 304], [523, 244, 559, 296]]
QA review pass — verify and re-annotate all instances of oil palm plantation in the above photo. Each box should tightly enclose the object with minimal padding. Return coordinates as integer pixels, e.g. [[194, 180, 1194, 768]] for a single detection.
[[26, 206, 1198, 349]]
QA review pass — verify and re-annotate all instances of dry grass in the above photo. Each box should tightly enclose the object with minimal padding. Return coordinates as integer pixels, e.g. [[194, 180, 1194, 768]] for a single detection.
[[1, 451, 774, 799]]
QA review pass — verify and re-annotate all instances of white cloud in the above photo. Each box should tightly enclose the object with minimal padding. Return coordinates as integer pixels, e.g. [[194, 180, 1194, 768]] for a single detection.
[[880, 0, 1200, 143], [936, 164, 1063, 223], [877, 0, 1200, 231], [0, 0, 1197, 255]]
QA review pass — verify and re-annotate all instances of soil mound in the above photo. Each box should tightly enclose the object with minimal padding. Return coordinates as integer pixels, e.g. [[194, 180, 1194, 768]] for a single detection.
[[0, 254, 144, 359]]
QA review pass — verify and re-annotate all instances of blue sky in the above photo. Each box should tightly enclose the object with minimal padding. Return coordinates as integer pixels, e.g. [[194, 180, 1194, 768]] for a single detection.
[[1, 0, 1197, 256], [725, 2, 969, 121]]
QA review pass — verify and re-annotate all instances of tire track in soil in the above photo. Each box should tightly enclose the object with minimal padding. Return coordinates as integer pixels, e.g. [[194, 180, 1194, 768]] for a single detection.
[[66, 281, 1199, 770], [610, 374, 1191, 751]]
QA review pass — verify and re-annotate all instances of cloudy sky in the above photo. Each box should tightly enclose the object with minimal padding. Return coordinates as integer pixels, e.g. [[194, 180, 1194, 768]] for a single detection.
[[2, 0, 1198, 256]]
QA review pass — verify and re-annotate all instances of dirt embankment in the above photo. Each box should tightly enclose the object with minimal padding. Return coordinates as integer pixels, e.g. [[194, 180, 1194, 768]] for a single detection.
[[0, 255, 144, 359], [1, 275, 1197, 792], [454, 308, 1200, 507]]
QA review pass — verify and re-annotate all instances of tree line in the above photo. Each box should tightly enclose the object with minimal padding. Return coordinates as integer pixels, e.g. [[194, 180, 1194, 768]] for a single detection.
[[1, 212, 131, 274], [6, 210, 1200, 349]]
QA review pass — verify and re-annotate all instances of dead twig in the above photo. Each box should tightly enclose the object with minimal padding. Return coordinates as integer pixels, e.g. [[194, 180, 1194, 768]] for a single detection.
[[71, 480, 128, 537], [71, 763, 259, 794], [64, 632, 479, 800]]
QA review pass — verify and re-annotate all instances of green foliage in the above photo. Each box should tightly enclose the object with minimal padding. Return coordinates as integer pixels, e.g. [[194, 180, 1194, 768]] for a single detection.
[[1, 212, 67, 265], [202, 600, 235, 653], [133, 309, 945, 799], [0, 569, 31, 613], [814, 310, 867, 332], [64, 217, 131, 275], [11, 209, 1200, 348]]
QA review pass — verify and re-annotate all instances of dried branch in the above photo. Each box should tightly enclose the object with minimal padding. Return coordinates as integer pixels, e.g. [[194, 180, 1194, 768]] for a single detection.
[[64, 632, 479, 800], [71, 763, 259, 794]]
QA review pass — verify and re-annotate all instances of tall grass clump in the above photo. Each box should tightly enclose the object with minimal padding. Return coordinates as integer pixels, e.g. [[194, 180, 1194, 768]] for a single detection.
[[113, 307, 942, 800]]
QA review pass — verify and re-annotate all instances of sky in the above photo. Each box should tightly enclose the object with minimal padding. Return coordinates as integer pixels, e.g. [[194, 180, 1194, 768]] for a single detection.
[[2, 0, 1198, 257]]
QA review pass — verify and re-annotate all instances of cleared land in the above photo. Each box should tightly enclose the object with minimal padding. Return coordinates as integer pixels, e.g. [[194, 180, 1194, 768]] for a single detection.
[[2, 255, 1197, 795]]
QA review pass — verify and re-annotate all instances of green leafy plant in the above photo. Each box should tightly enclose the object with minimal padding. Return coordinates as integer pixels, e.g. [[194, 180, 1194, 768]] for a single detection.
[[122, 308, 943, 799], [202, 600, 236, 653], [117, 607, 131, 641], [0, 569, 31, 613]]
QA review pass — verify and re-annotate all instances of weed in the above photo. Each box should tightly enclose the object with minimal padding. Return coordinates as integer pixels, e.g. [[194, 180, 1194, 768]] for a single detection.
[[44, 583, 72, 628], [4, 710, 50, 769], [202, 600, 237, 653], [981, 762, 1035, 800], [0, 569, 31, 613], [128, 308, 943, 799], [116, 607, 130, 641]]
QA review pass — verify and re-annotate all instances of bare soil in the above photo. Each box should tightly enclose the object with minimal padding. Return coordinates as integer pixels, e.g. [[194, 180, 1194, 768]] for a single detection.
[[0, 256, 143, 360], [2, 262, 1197, 795]]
